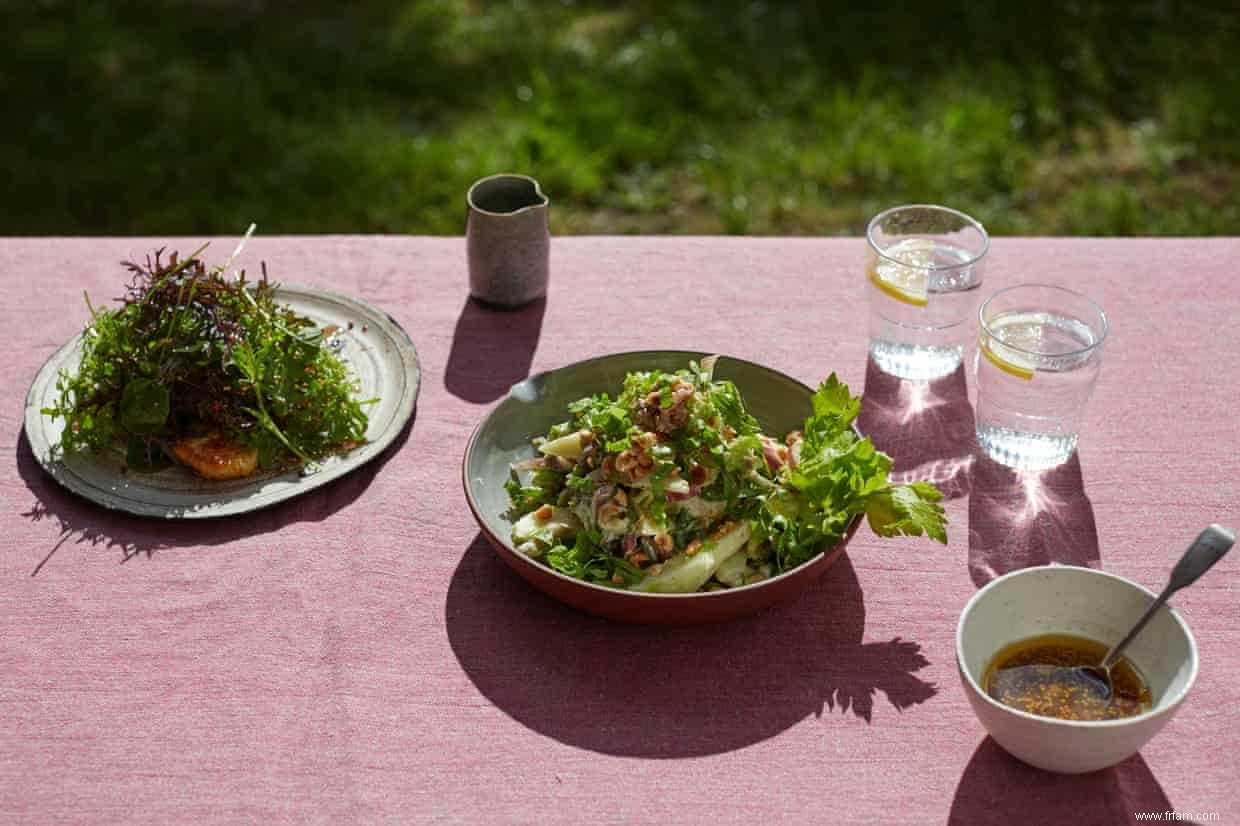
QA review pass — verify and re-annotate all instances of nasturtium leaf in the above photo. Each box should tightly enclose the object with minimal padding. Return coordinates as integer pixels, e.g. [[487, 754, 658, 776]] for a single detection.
[[119, 378, 169, 436]]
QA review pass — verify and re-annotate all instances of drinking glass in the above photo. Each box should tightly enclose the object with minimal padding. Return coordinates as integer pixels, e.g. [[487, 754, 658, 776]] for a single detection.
[[974, 284, 1109, 471], [866, 205, 989, 380]]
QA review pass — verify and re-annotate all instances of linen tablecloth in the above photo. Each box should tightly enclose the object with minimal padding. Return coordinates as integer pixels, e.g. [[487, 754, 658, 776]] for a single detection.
[[2, 236, 1237, 825]]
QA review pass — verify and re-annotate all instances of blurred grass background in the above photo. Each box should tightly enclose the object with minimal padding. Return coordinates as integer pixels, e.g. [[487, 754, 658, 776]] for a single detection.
[[5, 0, 1239, 236]]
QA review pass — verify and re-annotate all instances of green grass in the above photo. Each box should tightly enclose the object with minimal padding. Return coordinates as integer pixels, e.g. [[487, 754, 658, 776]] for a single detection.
[[6, 1, 1239, 235]]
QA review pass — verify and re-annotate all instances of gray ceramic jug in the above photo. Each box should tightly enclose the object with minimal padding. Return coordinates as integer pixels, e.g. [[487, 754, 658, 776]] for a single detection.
[[466, 174, 549, 307]]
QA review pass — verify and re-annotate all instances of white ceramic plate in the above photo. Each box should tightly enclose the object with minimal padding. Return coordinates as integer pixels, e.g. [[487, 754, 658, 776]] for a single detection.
[[23, 286, 419, 519]]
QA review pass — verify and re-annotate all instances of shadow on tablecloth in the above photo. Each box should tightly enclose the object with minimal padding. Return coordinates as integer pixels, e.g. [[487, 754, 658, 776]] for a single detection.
[[967, 450, 1101, 588], [444, 297, 544, 403], [446, 536, 937, 758], [14, 416, 412, 575], [858, 357, 975, 501], [948, 738, 1184, 825]]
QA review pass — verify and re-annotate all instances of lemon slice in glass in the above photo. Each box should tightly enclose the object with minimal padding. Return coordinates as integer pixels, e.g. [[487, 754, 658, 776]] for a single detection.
[[979, 334, 1036, 380], [868, 242, 931, 307]]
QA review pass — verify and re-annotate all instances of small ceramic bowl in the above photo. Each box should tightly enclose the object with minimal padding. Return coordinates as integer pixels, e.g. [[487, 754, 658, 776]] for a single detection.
[[462, 351, 861, 624], [956, 565, 1197, 774]]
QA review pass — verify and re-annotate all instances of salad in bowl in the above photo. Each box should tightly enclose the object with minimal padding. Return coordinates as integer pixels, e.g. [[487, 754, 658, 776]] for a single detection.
[[504, 356, 946, 594]]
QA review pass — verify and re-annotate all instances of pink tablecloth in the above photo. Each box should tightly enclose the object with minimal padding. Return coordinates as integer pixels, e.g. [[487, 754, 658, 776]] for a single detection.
[[2, 236, 1238, 825]]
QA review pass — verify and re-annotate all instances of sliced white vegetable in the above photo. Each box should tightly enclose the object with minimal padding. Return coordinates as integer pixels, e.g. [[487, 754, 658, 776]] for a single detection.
[[713, 551, 751, 588], [512, 507, 582, 547], [699, 354, 719, 382], [675, 497, 726, 523], [630, 522, 751, 594], [633, 511, 667, 537], [663, 476, 691, 496], [539, 430, 587, 459]]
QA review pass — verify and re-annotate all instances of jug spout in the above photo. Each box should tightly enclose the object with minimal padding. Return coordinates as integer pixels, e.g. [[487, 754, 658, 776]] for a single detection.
[[468, 174, 548, 216]]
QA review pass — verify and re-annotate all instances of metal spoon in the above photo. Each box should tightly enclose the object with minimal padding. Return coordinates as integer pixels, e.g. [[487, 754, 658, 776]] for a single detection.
[[990, 524, 1235, 705]]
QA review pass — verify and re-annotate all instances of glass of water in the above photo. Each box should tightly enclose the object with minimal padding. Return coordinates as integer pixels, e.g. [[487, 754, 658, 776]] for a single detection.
[[866, 204, 988, 380], [974, 284, 1109, 471]]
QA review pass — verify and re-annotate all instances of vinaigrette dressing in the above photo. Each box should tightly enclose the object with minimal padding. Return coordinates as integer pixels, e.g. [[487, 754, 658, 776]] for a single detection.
[[984, 634, 1152, 721]]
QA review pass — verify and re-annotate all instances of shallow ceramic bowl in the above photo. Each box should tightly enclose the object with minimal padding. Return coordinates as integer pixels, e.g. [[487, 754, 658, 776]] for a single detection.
[[956, 565, 1197, 773], [462, 351, 860, 624]]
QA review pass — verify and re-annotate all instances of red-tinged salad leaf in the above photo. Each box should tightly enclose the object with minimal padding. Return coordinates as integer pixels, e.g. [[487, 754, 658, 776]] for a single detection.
[[42, 231, 373, 472]]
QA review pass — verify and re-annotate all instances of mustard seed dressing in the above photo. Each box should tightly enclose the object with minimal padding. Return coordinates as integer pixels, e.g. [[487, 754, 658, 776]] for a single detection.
[[984, 634, 1152, 721]]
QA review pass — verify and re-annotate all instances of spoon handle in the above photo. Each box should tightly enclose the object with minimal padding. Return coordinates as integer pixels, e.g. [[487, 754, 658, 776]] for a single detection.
[[1167, 524, 1235, 592], [1100, 524, 1235, 671], [1099, 592, 1171, 671]]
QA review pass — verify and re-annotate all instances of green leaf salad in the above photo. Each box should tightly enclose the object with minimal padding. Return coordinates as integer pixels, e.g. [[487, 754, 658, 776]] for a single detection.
[[505, 357, 946, 593], [42, 232, 373, 477]]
